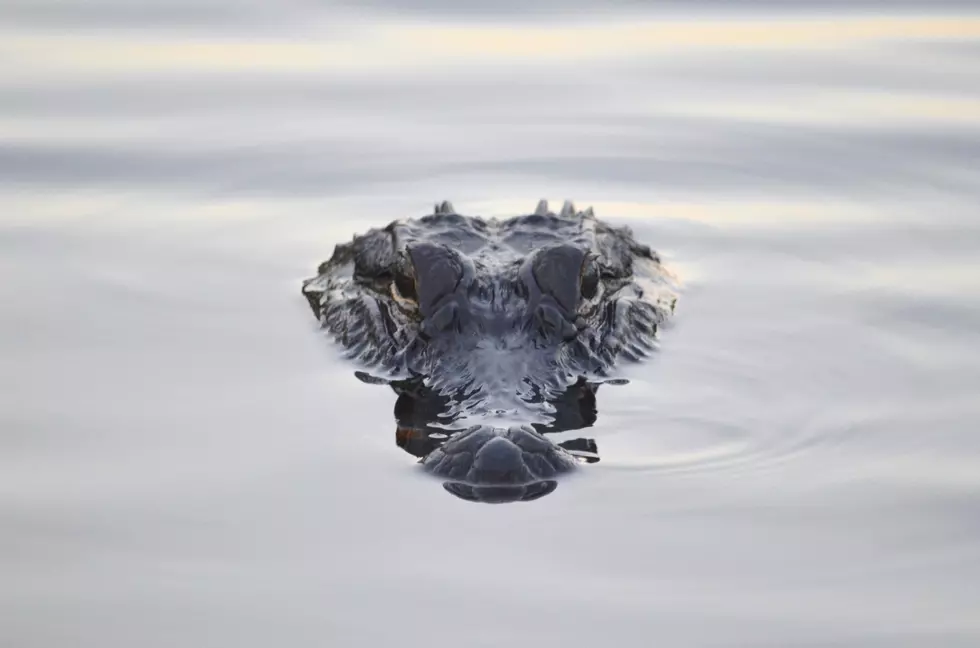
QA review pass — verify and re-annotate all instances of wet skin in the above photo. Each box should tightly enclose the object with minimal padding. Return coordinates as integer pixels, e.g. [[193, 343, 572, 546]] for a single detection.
[[302, 200, 676, 502]]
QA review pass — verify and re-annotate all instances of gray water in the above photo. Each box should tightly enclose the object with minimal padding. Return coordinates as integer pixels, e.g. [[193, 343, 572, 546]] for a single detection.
[[3, 2, 980, 646]]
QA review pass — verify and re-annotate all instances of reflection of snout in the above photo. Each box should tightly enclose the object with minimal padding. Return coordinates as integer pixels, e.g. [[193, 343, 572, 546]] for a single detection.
[[442, 480, 558, 503], [421, 425, 578, 503]]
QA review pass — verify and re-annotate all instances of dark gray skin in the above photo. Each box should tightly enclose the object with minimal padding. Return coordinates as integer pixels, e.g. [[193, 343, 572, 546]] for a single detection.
[[302, 200, 677, 502]]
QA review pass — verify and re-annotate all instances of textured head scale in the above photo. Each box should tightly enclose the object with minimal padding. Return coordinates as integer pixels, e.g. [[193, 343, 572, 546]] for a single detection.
[[302, 200, 677, 501]]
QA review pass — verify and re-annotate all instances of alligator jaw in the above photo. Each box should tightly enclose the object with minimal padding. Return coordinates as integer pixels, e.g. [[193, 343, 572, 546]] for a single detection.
[[420, 425, 579, 503]]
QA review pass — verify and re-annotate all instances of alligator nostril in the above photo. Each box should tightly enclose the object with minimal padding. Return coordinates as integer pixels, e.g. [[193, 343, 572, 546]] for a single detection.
[[421, 425, 579, 494], [471, 436, 527, 482]]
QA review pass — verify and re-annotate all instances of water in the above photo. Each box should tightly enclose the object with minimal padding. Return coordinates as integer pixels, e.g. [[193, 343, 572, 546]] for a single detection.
[[2, 2, 979, 646]]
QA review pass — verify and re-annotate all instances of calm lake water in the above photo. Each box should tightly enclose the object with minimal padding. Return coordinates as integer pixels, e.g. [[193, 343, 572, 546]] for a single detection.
[[2, 2, 979, 646]]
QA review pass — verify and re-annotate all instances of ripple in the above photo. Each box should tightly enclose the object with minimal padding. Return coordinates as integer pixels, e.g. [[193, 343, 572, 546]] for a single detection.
[[592, 331, 892, 478], [597, 406, 875, 477]]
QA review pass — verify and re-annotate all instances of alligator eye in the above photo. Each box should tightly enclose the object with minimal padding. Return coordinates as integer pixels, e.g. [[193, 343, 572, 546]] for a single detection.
[[391, 269, 419, 308], [580, 260, 599, 301], [530, 244, 588, 313], [406, 243, 464, 316]]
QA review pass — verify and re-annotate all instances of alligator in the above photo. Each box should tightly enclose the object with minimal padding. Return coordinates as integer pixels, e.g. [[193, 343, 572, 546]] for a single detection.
[[301, 200, 677, 502]]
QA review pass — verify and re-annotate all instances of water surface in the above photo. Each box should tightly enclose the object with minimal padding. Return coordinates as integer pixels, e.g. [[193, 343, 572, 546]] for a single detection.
[[2, 2, 979, 646]]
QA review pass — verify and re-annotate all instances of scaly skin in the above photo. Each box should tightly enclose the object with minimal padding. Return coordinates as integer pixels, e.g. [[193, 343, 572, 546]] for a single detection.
[[302, 200, 677, 502]]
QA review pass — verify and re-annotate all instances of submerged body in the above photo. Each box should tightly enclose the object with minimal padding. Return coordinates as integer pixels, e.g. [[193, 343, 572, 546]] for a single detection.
[[302, 200, 677, 501]]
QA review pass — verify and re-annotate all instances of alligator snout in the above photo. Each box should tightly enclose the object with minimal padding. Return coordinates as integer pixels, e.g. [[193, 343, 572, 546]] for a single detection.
[[421, 425, 579, 503], [303, 200, 677, 503]]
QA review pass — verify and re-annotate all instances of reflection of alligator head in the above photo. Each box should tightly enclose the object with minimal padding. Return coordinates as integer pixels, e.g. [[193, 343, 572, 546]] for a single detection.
[[302, 200, 676, 503]]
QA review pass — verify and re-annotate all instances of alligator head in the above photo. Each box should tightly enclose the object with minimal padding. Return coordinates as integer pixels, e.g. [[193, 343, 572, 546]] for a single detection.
[[301, 200, 677, 502]]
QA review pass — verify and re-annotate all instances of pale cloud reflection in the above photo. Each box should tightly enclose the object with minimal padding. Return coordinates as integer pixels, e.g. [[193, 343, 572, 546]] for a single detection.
[[4, 16, 980, 77], [646, 92, 980, 128]]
